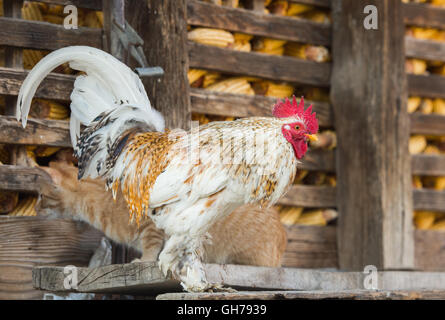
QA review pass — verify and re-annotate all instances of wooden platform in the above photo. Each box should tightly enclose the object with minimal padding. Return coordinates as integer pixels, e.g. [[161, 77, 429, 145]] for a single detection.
[[33, 262, 445, 298]]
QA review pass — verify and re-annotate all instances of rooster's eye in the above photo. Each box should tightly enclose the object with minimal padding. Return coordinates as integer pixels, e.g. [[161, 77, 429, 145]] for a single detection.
[[295, 125, 301, 130]]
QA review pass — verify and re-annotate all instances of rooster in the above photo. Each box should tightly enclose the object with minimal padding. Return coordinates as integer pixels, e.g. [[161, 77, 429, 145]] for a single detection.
[[17, 46, 318, 292]]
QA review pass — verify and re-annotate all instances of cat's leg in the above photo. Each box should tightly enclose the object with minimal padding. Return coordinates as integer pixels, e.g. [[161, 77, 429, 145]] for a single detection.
[[131, 225, 165, 263]]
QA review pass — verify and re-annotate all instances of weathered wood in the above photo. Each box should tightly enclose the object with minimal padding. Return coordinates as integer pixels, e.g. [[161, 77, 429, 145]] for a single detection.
[[157, 289, 445, 300], [127, 0, 191, 130], [331, 0, 414, 270], [282, 225, 337, 268], [0, 165, 51, 192], [32, 262, 445, 294], [190, 88, 334, 127], [403, 2, 445, 30], [299, 149, 335, 172], [288, 0, 332, 8], [0, 217, 103, 300], [187, 0, 331, 46], [189, 42, 331, 87], [405, 37, 445, 63], [277, 185, 336, 207], [0, 67, 74, 101], [39, 0, 102, 10], [413, 189, 445, 211], [412, 154, 445, 176], [410, 113, 445, 136], [243, 0, 265, 11], [408, 74, 445, 99], [415, 230, 445, 272], [0, 18, 103, 51], [0, 116, 71, 147]]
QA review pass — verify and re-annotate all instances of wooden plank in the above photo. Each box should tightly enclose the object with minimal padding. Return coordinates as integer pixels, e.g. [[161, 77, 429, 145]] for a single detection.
[[0, 116, 71, 147], [190, 88, 334, 127], [277, 185, 336, 207], [412, 154, 445, 176], [403, 2, 445, 30], [0, 217, 103, 300], [331, 0, 414, 270], [410, 113, 445, 136], [0, 67, 74, 101], [32, 262, 445, 294], [0, 165, 51, 192], [38, 0, 102, 10], [413, 189, 445, 211], [299, 149, 335, 172], [405, 37, 445, 63], [128, 0, 191, 130], [188, 42, 331, 87], [288, 0, 332, 8], [408, 74, 445, 99], [0, 18, 103, 51], [157, 290, 445, 300], [187, 0, 331, 46], [415, 230, 445, 272], [282, 225, 337, 268]]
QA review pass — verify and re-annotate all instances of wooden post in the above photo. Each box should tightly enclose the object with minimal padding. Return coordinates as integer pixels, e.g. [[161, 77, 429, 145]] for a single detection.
[[126, 0, 191, 130], [331, 0, 414, 270], [244, 0, 265, 11]]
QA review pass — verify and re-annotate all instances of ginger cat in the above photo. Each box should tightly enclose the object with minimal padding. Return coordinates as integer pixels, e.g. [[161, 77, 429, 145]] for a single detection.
[[37, 161, 287, 267]]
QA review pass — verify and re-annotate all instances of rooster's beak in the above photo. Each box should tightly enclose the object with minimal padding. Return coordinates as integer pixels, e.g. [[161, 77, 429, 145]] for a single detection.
[[305, 134, 318, 142]]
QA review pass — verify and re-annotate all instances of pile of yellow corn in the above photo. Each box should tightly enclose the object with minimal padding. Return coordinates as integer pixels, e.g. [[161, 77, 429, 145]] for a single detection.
[[414, 211, 445, 231], [7, 196, 37, 217], [402, 0, 445, 7], [278, 207, 338, 226]]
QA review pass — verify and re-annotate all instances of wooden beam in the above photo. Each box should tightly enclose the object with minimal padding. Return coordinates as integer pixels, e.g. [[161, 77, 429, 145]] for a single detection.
[[189, 42, 331, 87], [408, 74, 445, 99], [33, 262, 445, 294], [0, 67, 74, 101], [282, 225, 337, 268], [403, 2, 445, 30], [0, 18, 103, 51], [0, 165, 51, 192], [299, 149, 335, 172], [415, 229, 445, 272], [187, 0, 331, 46], [0, 116, 71, 147], [331, 0, 414, 270], [410, 113, 445, 136], [127, 0, 191, 130], [413, 189, 445, 211], [157, 289, 445, 300], [0, 217, 103, 300], [405, 37, 445, 63], [277, 185, 336, 207], [38, 0, 102, 10], [288, 0, 332, 8], [190, 88, 334, 127], [412, 154, 445, 176]]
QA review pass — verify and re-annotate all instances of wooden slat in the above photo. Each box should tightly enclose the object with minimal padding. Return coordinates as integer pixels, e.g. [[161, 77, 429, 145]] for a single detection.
[[405, 37, 445, 63], [408, 74, 445, 99], [0, 165, 50, 192], [288, 0, 331, 8], [38, 0, 102, 10], [0, 217, 103, 300], [278, 185, 336, 207], [412, 154, 445, 176], [187, 0, 331, 46], [299, 149, 335, 172], [414, 189, 445, 211], [190, 88, 334, 127], [0, 17, 102, 51], [188, 42, 331, 87], [0, 67, 74, 101], [403, 2, 445, 30], [0, 116, 71, 147], [410, 113, 445, 136]]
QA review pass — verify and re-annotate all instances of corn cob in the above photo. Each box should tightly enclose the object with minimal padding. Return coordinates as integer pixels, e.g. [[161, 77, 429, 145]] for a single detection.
[[252, 38, 287, 55], [205, 77, 255, 95], [287, 3, 313, 16], [268, 0, 288, 15], [293, 169, 309, 184], [192, 113, 210, 125], [310, 130, 337, 150], [303, 87, 330, 102], [432, 98, 445, 115], [233, 33, 254, 42], [222, 0, 239, 8], [285, 43, 330, 63], [188, 69, 207, 85], [279, 206, 303, 225], [419, 99, 434, 114], [0, 0, 3, 17], [29, 99, 70, 120], [430, 220, 445, 231], [414, 211, 436, 229], [203, 0, 223, 5], [43, 14, 64, 24], [294, 209, 338, 226], [298, 10, 331, 24], [409, 135, 427, 154], [0, 191, 18, 214], [413, 176, 423, 189], [252, 81, 294, 98], [407, 97, 422, 113], [326, 175, 337, 187], [424, 144, 441, 154], [82, 10, 102, 28], [405, 59, 428, 75], [22, 2, 44, 21], [34, 146, 61, 158], [188, 28, 235, 48], [232, 41, 252, 52], [303, 171, 326, 186], [8, 196, 37, 217], [203, 72, 222, 88]]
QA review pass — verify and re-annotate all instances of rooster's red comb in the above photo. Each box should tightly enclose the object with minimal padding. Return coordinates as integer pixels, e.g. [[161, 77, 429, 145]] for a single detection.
[[272, 96, 318, 134]]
